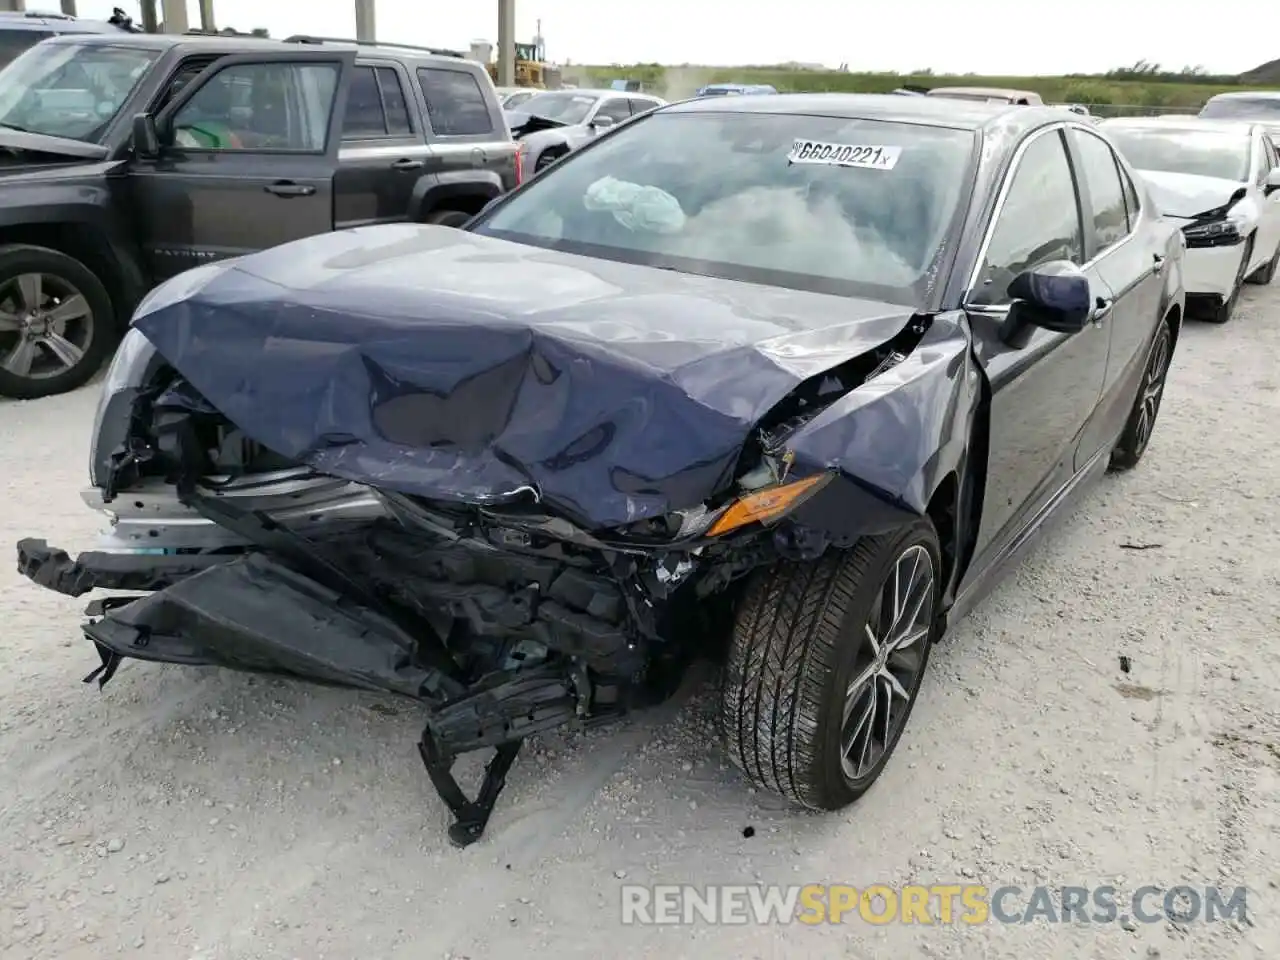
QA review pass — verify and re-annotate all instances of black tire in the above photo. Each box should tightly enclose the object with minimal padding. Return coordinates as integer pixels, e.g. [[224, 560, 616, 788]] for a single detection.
[[1109, 317, 1174, 472], [1245, 246, 1279, 285], [0, 244, 116, 400], [722, 519, 941, 810], [422, 209, 473, 229], [1208, 235, 1254, 323], [534, 149, 566, 173]]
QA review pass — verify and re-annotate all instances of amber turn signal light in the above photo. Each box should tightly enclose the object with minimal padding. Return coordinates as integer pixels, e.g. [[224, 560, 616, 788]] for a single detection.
[[706, 473, 830, 538]]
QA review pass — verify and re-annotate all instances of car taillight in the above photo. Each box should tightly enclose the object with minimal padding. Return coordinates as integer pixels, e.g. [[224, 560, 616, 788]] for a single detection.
[[514, 149, 524, 185]]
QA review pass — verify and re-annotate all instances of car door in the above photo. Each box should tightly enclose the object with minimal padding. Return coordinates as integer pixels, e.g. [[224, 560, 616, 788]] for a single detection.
[[964, 126, 1112, 559], [414, 63, 515, 191], [333, 61, 429, 230], [129, 49, 354, 281], [1065, 125, 1161, 467], [1252, 132, 1280, 265], [589, 96, 633, 133]]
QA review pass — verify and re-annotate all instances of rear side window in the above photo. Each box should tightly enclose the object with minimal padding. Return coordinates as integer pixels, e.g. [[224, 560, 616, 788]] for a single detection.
[[416, 67, 492, 136], [1070, 130, 1129, 255], [342, 65, 413, 138], [1119, 164, 1141, 230], [0, 29, 51, 69], [971, 130, 1082, 307]]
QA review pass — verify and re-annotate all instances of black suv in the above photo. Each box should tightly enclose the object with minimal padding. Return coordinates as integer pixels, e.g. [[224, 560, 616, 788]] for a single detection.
[[0, 31, 519, 399]]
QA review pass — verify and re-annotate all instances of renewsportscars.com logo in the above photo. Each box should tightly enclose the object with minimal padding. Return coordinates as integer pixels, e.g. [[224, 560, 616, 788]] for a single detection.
[[620, 884, 1249, 926]]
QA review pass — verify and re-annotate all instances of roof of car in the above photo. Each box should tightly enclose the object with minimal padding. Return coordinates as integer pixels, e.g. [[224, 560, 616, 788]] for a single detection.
[[41, 31, 481, 65], [1102, 116, 1258, 136], [661, 92, 1067, 133], [1205, 90, 1280, 101], [0, 12, 129, 33]]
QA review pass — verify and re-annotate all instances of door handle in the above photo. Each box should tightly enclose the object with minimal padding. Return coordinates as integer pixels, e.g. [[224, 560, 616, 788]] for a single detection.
[[264, 181, 316, 197], [391, 158, 425, 171], [1151, 253, 1166, 276], [1090, 296, 1113, 327]]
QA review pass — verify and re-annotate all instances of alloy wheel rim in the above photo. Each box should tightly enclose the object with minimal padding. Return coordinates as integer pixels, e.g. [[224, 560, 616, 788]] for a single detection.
[[0, 273, 94, 381], [1132, 328, 1170, 454], [840, 544, 935, 782]]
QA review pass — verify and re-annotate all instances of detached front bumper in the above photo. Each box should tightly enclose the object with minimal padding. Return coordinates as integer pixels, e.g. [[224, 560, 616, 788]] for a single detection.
[[1183, 242, 1247, 300]]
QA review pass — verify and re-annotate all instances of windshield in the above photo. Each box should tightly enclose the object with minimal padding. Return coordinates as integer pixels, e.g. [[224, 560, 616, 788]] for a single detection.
[[1199, 97, 1280, 121], [0, 41, 157, 142], [516, 91, 598, 124], [1106, 127, 1250, 182], [473, 112, 976, 304]]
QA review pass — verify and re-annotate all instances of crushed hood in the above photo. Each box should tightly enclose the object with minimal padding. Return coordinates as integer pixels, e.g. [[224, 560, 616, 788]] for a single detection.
[[131, 225, 918, 529], [1137, 170, 1244, 218]]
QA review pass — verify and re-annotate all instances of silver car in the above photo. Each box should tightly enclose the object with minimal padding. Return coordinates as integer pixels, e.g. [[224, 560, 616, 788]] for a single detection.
[[506, 88, 666, 173]]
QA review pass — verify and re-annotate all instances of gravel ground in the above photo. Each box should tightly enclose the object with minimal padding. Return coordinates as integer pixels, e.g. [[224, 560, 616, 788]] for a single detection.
[[1, 284, 1278, 960]]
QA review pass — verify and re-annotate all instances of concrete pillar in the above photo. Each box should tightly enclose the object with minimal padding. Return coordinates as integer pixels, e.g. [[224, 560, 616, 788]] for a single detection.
[[197, 0, 214, 31], [60, 0, 76, 14], [497, 0, 515, 86], [354, 0, 375, 42], [138, 0, 158, 33], [0, 0, 26, 12], [159, 0, 188, 33]]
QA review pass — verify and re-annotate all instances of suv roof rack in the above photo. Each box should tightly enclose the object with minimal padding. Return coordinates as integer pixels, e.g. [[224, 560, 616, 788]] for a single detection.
[[283, 34, 466, 58]]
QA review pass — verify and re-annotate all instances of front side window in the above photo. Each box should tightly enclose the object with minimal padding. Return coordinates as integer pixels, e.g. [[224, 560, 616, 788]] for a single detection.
[[970, 130, 1082, 307], [1070, 129, 1129, 254], [0, 40, 158, 142], [172, 61, 339, 152], [1105, 126, 1251, 182], [416, 67, 492, 136], [474, 111, 976, 304], [594, 98, 631, 124]]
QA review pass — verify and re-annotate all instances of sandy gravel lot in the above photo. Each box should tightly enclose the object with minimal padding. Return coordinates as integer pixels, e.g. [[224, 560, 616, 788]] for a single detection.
[[1, 284, 1278, 960]]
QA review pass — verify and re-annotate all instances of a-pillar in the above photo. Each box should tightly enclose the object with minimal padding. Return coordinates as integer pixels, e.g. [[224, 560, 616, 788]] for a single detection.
[[497, 0, 515, 86], [355, 0, 376, 42], [159, 0, 188, 33]]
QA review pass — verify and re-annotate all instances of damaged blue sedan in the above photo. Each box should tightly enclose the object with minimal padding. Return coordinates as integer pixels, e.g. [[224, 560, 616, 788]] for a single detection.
[[17, 94, 1185, 846]]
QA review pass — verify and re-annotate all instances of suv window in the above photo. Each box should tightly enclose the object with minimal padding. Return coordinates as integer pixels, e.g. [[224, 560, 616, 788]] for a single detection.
[[970, 130, 1082, 307], [0, 29, 51, 69], [1071, 130, 1129, 255], [342, 66, 412, 139], [172, 60, 339, 152], [416, 66, 491, 136], [594, 98, 632, 124]]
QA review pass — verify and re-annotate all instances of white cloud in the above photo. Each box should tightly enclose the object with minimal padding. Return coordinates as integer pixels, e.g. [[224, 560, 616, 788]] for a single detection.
[[76, 0, 1271, 76]]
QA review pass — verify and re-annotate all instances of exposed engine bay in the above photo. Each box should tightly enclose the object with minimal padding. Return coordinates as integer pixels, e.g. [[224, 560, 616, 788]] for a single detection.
[[17, 323, 924, 846]]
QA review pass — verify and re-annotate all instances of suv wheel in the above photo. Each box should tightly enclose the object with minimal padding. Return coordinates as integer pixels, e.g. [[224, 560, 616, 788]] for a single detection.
[[423, 209, 473, 229], [722, 520, 941, 810], [0, 244, 116, 400]]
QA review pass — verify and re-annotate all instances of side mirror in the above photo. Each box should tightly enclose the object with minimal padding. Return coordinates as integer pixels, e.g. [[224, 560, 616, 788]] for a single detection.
[[589, 114, 615, 130], [1005, 260, 1094, 335], [132, 113, 158, 157], [1265, 167, 1280, 197]]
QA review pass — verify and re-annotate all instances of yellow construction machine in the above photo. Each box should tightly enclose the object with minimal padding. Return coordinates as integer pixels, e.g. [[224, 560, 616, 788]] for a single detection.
[[486, 41, 547, 88]]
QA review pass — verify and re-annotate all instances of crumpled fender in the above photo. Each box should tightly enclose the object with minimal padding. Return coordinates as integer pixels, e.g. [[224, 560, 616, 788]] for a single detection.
[[784, 311, 982, 542]]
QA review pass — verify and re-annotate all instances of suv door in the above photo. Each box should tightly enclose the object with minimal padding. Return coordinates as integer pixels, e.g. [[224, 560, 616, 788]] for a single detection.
[[129, 49, 354, 281], [334, 61, 428, 229], [964, 126, 1112, 558], [414, 63, 518, 195], [1066, 125, 1159, 468]]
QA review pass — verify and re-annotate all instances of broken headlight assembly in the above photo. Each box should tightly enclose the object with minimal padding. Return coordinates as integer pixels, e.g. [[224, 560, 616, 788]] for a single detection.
[[619, 472, 832, 542], [1181, 190, 1250, 248], [89, 328, 160, 486]]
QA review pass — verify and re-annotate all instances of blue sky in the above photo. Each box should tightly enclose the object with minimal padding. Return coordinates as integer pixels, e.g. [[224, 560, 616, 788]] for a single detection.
[[78, 0, 1273, 76]]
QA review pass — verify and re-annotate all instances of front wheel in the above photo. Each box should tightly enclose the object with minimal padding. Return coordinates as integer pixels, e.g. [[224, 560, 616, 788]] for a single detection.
[[1109, 318, 1174, 471], [0, 244, 116, 400], [722, 520, 941, 810]]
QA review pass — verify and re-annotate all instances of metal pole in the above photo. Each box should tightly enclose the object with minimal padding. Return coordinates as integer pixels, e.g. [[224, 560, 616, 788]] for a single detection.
[[354, 0, 375, 42], [159, 0, 188, 33], [198, 0, 215, 31], [138, 0, 158, 33], [60, 0, 76, 15], [497, 0, 515, 86]]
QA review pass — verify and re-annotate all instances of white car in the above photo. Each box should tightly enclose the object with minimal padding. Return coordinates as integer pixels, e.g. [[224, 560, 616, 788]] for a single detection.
[[1101, 117, 1280, 323]]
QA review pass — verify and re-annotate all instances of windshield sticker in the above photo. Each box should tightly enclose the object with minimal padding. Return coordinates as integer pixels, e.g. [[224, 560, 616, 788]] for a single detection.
[[787, 141, 901, 170]]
